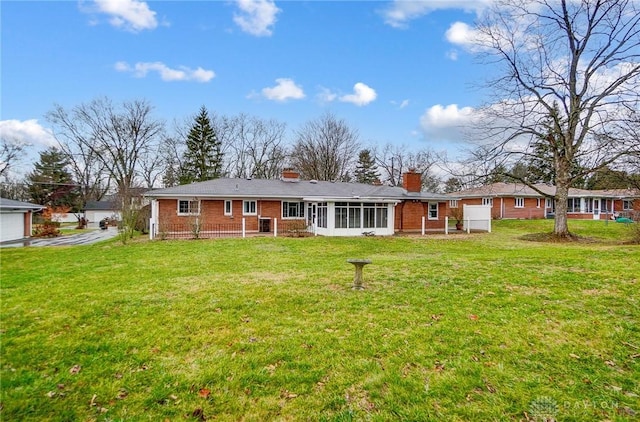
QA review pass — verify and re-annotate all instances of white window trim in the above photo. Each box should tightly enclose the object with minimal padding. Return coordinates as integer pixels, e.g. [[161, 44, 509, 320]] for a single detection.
[[428, 202, 439, 220], [243, 200, 257, 216], [623, 200, 633, 210], [515, 197, 525, 208], [177, 199, 200, 216], [482, 197, 493, 206], [536, 198, 541, 208], [224, 200, 233, 216], [449, 199, 458, 208], [282, 201, 305, 219]]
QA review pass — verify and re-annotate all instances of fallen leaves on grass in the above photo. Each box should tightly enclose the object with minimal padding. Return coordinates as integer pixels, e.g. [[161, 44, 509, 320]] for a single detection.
[[198, 388, 211, 399], [69, 364, 81, 374], [190, 407, 206, 421]]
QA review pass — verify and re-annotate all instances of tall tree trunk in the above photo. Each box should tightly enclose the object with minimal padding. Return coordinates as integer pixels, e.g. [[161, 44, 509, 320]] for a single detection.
[[554, 156, 571, 237], [554, 183, 570, 237]]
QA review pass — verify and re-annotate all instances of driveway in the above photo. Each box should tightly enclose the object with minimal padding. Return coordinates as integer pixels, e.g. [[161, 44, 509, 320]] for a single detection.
[[0, 227, 120, 248]]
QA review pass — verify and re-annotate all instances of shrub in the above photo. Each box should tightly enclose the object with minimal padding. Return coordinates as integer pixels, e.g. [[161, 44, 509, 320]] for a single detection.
[[33, 221, 61, 238]]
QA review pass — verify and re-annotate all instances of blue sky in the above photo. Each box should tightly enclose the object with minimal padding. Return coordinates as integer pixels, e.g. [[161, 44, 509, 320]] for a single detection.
[[1, 0, 492, 172]]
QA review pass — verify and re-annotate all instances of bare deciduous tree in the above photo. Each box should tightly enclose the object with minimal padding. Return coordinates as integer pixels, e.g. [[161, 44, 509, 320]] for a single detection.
[[47, 97, 165, 242], [54, 128, 111, 211], [290, 112, 360, 181], [221, 114, 288, 179], [0, 137, 27, 178], [374, 143, 440, 190], [467, 0, 640, 237]]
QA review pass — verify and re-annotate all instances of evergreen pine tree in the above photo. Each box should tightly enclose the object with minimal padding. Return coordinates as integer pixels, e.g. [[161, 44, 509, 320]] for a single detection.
[[180, 106, 223, 184], [354, 149, 380, 184], [443, 177, 463, 193], [27, 147, 79, 209], [527, 104, 586, 187]]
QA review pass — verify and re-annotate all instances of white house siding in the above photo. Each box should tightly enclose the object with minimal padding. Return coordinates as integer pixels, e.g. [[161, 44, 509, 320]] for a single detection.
[[314, 202, 395, 237]]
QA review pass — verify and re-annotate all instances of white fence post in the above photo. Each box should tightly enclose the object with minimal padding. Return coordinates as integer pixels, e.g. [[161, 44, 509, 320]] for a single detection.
[[466, 217, 471, 234], [242, 218, 246, 238], [445, 216, 448, 235], [274, 218, 278, 237], [421, 216, 425, 235]]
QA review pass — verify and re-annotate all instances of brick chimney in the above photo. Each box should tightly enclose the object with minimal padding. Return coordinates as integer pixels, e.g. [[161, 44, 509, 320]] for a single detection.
[[402, 169, 422, 193], [281, 168, 300, 181]]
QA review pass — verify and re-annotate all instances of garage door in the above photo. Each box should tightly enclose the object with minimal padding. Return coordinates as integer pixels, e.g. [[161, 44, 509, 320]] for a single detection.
[[0, 212, 25, 243]]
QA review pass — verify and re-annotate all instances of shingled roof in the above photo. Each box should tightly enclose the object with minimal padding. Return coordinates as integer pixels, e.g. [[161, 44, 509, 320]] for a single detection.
[[0, 197, 44, 211], [144, 178, 451, 201], [450, 183, 640, 198]]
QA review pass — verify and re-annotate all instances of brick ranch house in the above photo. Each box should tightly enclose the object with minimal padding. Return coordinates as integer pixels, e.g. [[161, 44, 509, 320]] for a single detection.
[[145, 170, 454, 238], [449, 182, 640, 220]]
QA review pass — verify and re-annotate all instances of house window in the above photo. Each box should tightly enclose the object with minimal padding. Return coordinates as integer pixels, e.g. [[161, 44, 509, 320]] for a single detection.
[[545, 198, 552, 208], [335, 202, 348, 228], [348, 202, 361, 228], [567, 198, 580, 213], [623, 200, 633, 210], [178, 200, 200, 215], [376, 205, 388, 228], [282, 201, 305, 218], [449, 200, 458, 208], [515, 197, 525, 208], [243, 200, 257, 215], [428, 202, 438, 220], [224, 200, 232, 216], [317, 203, 328, 228], [536, 198, 541, 208], [482, 197, 493, 206]]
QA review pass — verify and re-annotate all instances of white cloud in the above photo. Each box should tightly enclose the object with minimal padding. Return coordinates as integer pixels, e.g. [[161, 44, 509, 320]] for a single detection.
[[93, 0, 158, 32], [0, 119, 57, 147], [419, 104, 476, 141], [446, 49, 459, 61], [382, 0, 490, 28], [115, 61, 215, 82], [445, 21, 480, 49], [391, 99, 410, 109], [340, 83, 377, 106], [233, 0, 280, 37], [261, 78, 305, 101], [316, 87, 338, 104]]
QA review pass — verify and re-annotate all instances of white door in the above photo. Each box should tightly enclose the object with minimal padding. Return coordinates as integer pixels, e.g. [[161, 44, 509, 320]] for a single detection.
[[593, 198, 600, 220], [0, 212, 25, 242]]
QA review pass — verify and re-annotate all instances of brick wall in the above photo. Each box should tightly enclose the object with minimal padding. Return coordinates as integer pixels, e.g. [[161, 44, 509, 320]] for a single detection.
[[158, 198, 288, 232], [394, 201, 445, 231], [502, 197, 546, 219]]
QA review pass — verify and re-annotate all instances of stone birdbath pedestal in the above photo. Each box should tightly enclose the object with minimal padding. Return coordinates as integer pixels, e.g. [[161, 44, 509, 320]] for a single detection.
[[347, 259, 372, 290]]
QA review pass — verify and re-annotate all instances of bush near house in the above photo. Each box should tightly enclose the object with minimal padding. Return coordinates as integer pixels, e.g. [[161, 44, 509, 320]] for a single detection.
[[1, 220, 638, 421]]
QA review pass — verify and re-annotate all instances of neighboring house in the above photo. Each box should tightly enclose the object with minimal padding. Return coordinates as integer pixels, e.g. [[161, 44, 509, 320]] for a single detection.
[[145, 170, 453, 238], [82, 189, 150, 223], [0, 198, 43, 243], [83, 199, 120, 223], [449, 183, 640, 220]]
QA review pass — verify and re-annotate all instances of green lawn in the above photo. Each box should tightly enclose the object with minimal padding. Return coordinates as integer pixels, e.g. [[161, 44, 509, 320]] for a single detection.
[[1, 220, 638, 421]]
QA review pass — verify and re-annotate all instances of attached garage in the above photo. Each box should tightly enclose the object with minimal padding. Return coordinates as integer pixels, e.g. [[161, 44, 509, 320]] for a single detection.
[[0, 198, 43, 243]]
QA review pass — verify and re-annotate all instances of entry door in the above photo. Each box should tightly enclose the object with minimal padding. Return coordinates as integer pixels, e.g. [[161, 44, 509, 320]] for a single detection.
[[306, 203, 317, 227], [593, 198, 600, 220]]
